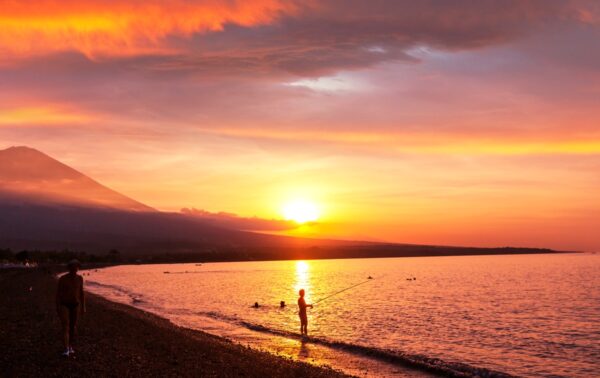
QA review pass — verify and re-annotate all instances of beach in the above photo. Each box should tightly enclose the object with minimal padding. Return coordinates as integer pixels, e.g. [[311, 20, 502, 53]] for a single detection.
[[0, 268, 345, 377]]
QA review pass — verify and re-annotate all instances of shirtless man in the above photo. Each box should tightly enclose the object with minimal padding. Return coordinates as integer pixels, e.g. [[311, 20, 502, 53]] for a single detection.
[[56, 259, 85, 357], [297, 289, 313, 336]]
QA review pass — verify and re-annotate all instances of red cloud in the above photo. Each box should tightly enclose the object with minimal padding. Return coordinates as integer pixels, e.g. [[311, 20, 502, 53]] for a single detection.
[[0, 0, 302, 58]]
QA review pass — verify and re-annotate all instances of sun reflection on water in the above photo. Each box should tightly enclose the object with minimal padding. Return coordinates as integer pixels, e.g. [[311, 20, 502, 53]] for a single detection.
[[294, 260, 311, 303]]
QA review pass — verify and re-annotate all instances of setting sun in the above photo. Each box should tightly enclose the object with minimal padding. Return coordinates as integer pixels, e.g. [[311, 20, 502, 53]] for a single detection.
[[282, 199, 320, 224]]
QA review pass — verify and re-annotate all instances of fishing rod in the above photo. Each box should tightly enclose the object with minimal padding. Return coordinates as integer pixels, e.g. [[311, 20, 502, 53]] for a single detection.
[[312, 277, 375, 305]]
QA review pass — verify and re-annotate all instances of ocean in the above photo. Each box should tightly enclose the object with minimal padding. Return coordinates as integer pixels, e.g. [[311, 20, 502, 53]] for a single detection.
[[86, 253, 599, 377]]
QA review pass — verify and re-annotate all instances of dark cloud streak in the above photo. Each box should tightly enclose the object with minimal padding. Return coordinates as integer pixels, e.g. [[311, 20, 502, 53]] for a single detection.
[[125, 0, 598, 77], [3, 1, 598, 78], [181, 208, 299, 231]]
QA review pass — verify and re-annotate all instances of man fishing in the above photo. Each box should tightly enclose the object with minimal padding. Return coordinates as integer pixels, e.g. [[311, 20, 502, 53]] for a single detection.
[[56, 259, 86, 357], [296, 277, 374, 336], [297, 289, 313, 336]]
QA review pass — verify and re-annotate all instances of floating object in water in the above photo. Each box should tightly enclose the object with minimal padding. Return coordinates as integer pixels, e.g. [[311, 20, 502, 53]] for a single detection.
[[164, 271, 170, 274], [253, 302, 260, 308], [368, 276, 373, 279], [280, 301, 286, 308]]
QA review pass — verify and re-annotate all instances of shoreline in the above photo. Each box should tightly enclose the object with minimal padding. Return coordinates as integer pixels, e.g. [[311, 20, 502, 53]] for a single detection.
[[0, 268, 347, 377], [6, 250, 577, 271]]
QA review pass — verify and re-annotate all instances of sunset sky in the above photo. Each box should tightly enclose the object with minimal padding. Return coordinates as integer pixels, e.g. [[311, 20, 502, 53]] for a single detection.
[[1, 1, 599, 251]]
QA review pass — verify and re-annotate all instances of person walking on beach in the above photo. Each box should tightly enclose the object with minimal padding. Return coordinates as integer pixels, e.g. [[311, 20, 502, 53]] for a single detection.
[[56, 259, 86, 357], [297, 289, 313, 336]]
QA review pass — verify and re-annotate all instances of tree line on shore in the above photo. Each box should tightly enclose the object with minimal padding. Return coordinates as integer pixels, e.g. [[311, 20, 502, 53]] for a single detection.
[[0, 248, 123, 264], [1, 244, 558, 266], [0, 247, 280, 264]]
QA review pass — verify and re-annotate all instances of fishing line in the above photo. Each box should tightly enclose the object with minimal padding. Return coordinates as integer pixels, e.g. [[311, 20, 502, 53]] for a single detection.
[[312, 277, 376, 305]]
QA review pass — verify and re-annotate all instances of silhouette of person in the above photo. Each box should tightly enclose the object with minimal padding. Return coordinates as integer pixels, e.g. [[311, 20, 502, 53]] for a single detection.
[[297, 289, 313, 336], [56, 259, 85, 357]]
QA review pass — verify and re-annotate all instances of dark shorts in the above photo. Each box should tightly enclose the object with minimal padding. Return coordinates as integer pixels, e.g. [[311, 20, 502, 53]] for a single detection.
[[59, 302, 80, 328], [299, 313, 308, 323]]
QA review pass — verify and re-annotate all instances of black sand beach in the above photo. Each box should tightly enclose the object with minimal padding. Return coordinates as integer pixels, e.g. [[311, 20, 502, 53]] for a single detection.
[[0, 268, 346, 377]]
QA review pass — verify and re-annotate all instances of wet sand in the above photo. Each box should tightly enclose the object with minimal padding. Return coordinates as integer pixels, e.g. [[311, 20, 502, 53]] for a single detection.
[[0, 268, 346, 377]]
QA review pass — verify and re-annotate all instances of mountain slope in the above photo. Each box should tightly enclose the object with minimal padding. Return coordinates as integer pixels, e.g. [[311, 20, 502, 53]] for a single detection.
[[0, 146, 153, 211]]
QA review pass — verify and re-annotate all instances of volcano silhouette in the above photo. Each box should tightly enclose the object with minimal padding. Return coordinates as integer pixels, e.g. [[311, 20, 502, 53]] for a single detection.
[[0, 146, 152, 211]]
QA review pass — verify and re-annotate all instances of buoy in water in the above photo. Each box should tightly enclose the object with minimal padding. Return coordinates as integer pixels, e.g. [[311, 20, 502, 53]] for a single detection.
[[253, 302, 260, 308]]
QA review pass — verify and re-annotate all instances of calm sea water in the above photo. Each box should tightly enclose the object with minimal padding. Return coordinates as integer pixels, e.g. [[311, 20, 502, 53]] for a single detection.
[[86, 254, 599, 377]]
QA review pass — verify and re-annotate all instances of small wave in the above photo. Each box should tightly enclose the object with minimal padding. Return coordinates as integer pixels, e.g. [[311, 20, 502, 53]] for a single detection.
[[163, 270, 244, 274], [195, 310, 243, 324], [189, 310, 514, 378], [87, 281, 145, 305]]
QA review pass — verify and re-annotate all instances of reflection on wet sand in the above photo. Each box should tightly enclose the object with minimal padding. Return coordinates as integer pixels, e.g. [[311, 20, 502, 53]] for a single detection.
[[298, 339, 311, 359]]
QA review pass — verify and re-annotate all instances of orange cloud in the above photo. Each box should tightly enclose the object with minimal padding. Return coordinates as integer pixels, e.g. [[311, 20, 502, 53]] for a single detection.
[[0, 0, 300, 58], [200, 127, 600, 155], [0, 106, 89, 126]]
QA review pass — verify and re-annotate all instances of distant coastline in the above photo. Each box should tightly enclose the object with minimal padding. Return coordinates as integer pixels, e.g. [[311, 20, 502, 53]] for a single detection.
[[1, 244, 572, 266]]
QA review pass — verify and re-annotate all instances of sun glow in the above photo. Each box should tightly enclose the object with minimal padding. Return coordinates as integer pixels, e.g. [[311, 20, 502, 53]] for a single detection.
[[282, 199, 320, 224], [294, 261, 311, 302]]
